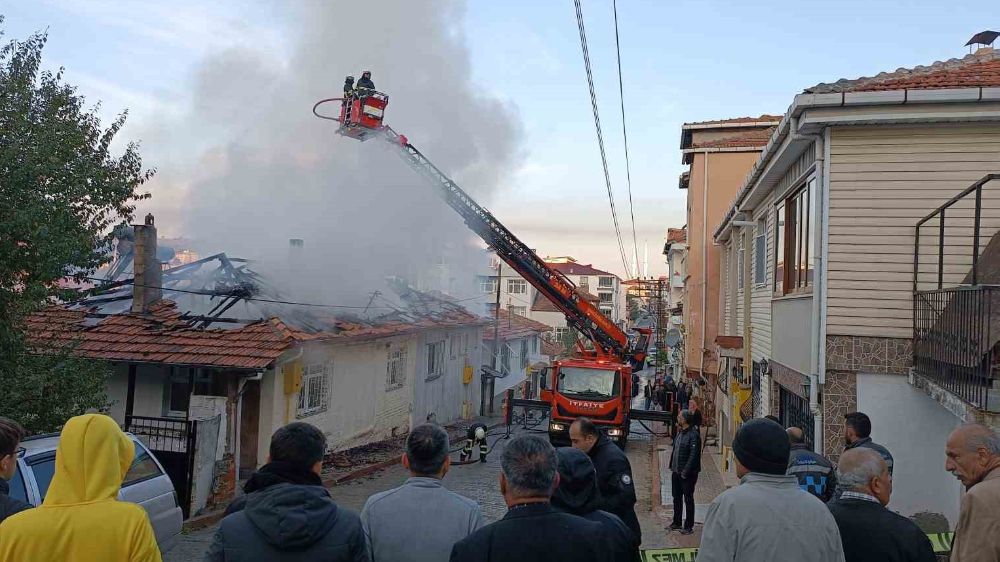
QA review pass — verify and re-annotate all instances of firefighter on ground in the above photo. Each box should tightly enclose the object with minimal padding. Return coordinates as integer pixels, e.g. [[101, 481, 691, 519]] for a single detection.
[[461, 422, 489, 463], [356, 70, 375, 94]]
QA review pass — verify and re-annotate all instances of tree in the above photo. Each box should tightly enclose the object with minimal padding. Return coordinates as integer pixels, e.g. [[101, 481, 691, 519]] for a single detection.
[[0, 23, 153, 433]]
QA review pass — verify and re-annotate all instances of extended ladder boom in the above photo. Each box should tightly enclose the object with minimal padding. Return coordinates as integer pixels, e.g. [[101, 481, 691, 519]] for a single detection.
[[379, 127, 637, 362]]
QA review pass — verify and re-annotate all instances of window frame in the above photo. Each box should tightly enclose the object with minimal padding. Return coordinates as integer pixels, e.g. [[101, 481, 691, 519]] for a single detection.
[[386, 345, 408, 390], [598, 276, 614, 288], [426, 341, 446, 380], [773, 175, 816, 296], [509, 305, 527, 317], [754, 218, 767, 287], [507, 279, 527, 295], [297, 362, 330, 417], [480, 276, 497, 295]]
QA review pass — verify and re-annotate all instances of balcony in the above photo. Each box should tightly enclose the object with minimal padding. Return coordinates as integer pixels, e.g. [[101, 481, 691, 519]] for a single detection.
[[913, 174, 1000, 412]]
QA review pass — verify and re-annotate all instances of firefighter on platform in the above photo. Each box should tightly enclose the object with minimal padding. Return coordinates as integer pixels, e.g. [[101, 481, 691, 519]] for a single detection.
[[461, 422, 489, 463], [356, 70, 375, 95], [343, 75, 355, 98]]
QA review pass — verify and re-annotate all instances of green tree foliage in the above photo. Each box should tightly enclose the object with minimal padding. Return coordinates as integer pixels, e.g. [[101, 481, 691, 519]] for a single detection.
[[0, 23, 153, 433]]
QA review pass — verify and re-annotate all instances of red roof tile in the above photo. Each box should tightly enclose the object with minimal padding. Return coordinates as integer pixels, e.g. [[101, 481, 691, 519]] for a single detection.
[[541, 338, 564, 357], [546, 261, 617, 277], [531, 290, 599, 313], [483, 309, 552, 341], [667, 228, 687, 244], [683, 115, 783, 127], [806, 49, 1000, 93], [714, 335, 744, 350], [689, 127, 775, 149]]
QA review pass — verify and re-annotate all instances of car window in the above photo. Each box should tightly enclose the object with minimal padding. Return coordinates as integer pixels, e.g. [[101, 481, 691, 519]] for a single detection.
[[124, 444, 163, 486], [28, 457, 56, 502], [8, 464, 28, 503]]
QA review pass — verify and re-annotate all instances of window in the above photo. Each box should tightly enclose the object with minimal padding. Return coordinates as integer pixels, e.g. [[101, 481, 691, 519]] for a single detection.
[[598, 276, 614, 288], [490, 256, 501, 270], [579, 276, 590, 290], [754, 219, 767, 286], [426, 341, 445, 379], [164, 368, 192, 418], [27, 455, 55, 502], [509, 305, 527, 317], [298, 363, 330, 416], [480, 277, 497, 294], [598, 292, 613, 304], [555, 327, 571, 340], [774, 177, 815, 295], [124, 445, 164, 486], [736, 235, 745, 289], [500, 343, 511, 375], [520, 338, 529, 369], [507, 279, 526, 294], [9, 465, 27, 503], [387, 346, 407, 390], [531, 336, 538, 354]]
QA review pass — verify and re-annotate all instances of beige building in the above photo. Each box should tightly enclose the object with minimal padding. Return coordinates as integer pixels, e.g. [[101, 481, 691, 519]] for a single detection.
[[715, 47, 1000, 528], [679, 116, 779, 390]]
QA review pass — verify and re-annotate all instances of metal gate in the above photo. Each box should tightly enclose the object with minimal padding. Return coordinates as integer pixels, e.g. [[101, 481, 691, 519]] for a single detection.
[[125, 415, 197, 518], [778, 385, 813, 445]]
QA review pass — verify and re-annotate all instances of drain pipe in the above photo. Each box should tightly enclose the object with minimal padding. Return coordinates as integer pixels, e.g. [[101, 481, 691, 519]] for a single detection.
[[701, 152, 710, 381], [800, 119, 827, 453]]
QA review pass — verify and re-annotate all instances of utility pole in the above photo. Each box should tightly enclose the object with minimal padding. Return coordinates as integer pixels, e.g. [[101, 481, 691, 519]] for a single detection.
[[489, 261, 502, 414]]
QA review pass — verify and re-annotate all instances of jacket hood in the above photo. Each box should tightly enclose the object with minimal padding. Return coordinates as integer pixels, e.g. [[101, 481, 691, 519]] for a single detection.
[[553, 447, 601, 514], [44, 414, 134, 506], [244, 482, 339, 549]]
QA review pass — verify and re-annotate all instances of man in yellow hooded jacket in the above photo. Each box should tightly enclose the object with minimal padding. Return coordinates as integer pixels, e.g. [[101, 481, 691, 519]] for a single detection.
[[0, 413, 161, 562]]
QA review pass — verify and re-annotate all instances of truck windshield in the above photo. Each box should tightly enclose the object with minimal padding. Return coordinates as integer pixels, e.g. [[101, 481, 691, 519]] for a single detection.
[[556, 367, 619, 400]]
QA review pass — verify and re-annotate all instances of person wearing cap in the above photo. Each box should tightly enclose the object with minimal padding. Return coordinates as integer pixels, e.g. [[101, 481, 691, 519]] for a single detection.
[[552, 448, 640, 562], [698, 418, 845, 562]]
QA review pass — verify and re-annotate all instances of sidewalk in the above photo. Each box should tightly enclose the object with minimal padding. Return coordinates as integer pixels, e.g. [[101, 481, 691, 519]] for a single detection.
[[655, 439, 730, 548]]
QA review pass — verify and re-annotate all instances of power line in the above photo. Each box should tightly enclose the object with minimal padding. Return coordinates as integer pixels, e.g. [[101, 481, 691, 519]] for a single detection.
[[573, 0, 632, 276], [612, 0, 640, 278]]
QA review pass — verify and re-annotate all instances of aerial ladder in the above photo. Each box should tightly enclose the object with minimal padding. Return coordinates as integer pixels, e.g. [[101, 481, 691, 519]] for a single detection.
[[314, 84, 672, 446]]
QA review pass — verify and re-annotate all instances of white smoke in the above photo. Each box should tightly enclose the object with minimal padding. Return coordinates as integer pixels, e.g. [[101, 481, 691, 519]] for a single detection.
[[140, 0, 523, 308]]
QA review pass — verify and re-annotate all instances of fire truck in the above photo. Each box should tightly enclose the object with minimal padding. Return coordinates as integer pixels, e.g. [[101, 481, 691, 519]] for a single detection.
[[313, 84, 672, 446]]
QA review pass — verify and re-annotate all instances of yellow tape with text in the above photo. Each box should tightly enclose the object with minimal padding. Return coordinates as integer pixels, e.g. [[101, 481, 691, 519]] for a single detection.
[[640, 532, 953, 560]]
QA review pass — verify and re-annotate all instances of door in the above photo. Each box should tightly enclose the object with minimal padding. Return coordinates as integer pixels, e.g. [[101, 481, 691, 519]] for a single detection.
[[239, 379, 260, 479]]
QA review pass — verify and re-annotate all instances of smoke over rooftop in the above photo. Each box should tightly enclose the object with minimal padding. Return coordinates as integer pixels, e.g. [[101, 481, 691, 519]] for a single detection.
[[141, 0, 522, 308]]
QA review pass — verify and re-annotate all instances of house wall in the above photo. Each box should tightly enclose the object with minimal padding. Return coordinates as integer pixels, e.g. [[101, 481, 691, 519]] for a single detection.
[[827, 124, 1000, 339], [772, 297, 813, 376], [685, 150, 763, 378], [413, 326, 484, 428], [106, 363, 171, 424], [857, 374, 963, 529], [750, 201, 775, 361]]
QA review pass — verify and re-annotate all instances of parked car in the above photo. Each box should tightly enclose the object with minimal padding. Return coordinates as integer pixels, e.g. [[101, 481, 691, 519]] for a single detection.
[[9, 432, 183, 552]]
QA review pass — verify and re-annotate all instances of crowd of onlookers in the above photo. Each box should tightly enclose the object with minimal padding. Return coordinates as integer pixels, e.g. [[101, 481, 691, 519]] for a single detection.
[[0, 403, 998, 561]]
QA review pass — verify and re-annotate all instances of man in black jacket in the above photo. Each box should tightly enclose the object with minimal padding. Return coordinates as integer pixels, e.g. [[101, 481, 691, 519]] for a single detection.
[[450, 435, 609, 562], [552, 447, 640, 562], [0, 418, 30, 524], [669, 410, 701, 534], [206, 422, 367, 562], [787, 426, 837, 502], [569, 417, 642, 542], [827, 448, 935, 562]]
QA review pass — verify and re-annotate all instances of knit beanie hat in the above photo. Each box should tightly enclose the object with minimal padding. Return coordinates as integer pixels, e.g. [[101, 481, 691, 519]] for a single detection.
[[732, 418, 790, 475], [552, 447, 601, 515]]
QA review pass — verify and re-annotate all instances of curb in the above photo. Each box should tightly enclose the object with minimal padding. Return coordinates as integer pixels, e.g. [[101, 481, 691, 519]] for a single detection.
[[182, 421, 506, 532]]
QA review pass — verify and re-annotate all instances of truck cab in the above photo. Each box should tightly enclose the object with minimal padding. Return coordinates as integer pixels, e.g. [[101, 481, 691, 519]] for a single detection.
[[541, 358, 633, 447]]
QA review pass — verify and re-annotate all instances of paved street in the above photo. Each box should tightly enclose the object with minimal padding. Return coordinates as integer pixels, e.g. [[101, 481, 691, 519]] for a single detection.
[[165, 368, 717, 560]]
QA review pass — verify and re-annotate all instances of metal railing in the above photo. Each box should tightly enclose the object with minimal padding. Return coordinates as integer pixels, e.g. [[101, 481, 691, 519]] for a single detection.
[[913, 174, 1000, 412], [914, 287, 999, 411], [124, 415, 194, 453]]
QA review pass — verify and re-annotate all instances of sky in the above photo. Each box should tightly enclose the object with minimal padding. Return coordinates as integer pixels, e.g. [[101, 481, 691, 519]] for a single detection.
[[2, 0, 997, 279]]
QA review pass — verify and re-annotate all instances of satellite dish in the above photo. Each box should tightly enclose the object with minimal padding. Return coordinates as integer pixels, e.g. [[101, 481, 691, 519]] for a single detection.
[[664, 328, 682, 347]]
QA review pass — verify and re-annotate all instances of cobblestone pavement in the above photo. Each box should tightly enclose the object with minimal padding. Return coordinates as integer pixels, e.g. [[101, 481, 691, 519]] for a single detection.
[[166, 369, 681, 560]]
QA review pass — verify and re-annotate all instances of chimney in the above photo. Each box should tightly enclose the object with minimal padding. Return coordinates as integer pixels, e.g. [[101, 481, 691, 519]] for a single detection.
[[131, 214, 162, 314]]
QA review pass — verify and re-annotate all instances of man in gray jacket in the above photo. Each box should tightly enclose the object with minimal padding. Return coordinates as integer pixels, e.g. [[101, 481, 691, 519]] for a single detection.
[[699, 418, 845, 562], [362, 424, 483, 562]]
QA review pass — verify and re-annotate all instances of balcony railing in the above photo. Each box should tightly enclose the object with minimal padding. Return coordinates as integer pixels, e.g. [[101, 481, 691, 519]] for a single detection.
[[913, 174, 1000, 412]]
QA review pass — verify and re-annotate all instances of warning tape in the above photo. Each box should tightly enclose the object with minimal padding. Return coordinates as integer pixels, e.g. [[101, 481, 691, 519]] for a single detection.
[[640, 531, 955, 560]]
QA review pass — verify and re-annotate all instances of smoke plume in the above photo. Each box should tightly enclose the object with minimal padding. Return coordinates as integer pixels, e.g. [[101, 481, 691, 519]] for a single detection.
[[141, 0, 522, 309]]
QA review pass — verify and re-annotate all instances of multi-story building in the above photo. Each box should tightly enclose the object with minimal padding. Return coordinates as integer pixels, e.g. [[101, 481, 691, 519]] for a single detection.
[[663, 227, 688, 378], [544, 257, 626, 327], [678, 115, 780, 388], [714, 46, 1000, 529]]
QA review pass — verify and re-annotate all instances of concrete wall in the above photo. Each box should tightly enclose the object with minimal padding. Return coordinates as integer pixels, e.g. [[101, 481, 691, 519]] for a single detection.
[[685, 150, 763, 378], [106, 363, 171, 424], [857, 374, 963, 528], [771, 296, 814, 376]]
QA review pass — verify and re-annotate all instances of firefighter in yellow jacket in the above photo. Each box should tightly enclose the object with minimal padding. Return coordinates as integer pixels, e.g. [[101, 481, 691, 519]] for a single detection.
[[0, 414, 161, 562]]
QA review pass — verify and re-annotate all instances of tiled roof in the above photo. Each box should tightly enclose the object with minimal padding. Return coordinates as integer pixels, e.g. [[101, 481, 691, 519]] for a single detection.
[[546, 261, 616, 278], [540, 338, 563, 357], [806, 49, 1000, 93], [667, 228, 687, 244], [531, 289, 599, 313], [483, 309, 551, 341], [683, 115, 783, 127], [689, 127, 775, 149], [714, 335, 744, 350], [26, 301, 304, 369]]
